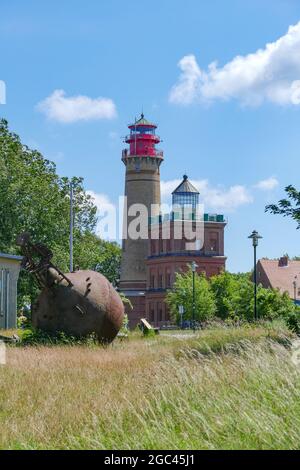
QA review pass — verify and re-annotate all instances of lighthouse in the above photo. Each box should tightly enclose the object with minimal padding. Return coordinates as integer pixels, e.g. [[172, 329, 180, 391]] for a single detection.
[[119, 114, 163, 325]]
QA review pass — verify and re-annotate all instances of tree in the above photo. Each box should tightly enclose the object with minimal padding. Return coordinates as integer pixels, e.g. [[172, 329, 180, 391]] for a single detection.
[[166, 267, 216, 323], [210, 271, 252, 319], [265, 185, 300, 228], [210, 271, 296, 321], [0, 119, 121, 306], [72, 231, 121, 286], [256, 288, 295, 320]]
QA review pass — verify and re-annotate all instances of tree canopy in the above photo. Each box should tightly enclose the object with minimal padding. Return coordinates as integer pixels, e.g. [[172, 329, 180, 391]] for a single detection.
[[266, 185, 300, 229], [166, 267, 217, 323], [166, 268, 297, 325], [0, 119, 121, 307]]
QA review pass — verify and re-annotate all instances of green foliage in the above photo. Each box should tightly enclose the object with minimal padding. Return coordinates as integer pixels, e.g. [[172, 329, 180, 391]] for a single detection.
[[166, 267, 216, 323], [285, 309, 300, 334], [143, 327, 156, 338], [71, 231, 121, 286], [0, 119, 121, 306], [119, 292, 133, 310], [119, 314, 129, 335], [210, 271, 296, 322], [210, 271, 252, 320], [19, 328, 99, 346], [1, 324, 296, 450], [256, 288, 296, 320], [266, 185, 300, 229], [167, 269, 297, 327]]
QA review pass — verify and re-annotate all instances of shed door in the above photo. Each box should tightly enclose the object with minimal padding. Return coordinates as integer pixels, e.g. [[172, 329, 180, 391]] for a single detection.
[[0, 270, 10, 329]]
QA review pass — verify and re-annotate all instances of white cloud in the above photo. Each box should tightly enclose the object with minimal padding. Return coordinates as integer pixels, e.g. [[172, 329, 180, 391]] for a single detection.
[[161, 179, 253, 212], [87, 190, 116, 215], [87, 190, 117, 240], [255, 176, 279, 191], [37, 89, 117, 123], [169, 22, 300, 107], [0, 80, 6, 104]]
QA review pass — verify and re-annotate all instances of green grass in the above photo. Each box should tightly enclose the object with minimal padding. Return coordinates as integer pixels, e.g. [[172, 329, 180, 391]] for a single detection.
[[0, 323, 299, 449]]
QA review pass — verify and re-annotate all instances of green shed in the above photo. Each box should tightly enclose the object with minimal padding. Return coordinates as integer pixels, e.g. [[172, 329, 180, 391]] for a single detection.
[[0, 253, 22, 329]]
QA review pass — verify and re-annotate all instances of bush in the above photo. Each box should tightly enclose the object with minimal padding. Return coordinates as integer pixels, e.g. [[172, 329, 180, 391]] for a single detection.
[[166, 268, 216, 324], [210, 271, 297, 323], [210, 272, 252, 320], [285, 310, 300, 334], [19, 328, 99, 346]]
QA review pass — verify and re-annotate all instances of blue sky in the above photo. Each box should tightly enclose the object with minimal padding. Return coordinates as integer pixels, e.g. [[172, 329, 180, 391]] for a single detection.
[[1, 0, 300, 272]]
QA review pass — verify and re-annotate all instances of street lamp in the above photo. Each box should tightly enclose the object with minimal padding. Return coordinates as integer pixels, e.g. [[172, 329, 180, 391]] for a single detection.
[[248, 230, 263, 321], [191, 261, 198, 332], [69, 182, 74, 273]]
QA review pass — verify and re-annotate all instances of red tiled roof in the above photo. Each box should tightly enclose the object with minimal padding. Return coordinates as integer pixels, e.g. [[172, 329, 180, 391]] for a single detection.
[[257, 258, 300, 299]]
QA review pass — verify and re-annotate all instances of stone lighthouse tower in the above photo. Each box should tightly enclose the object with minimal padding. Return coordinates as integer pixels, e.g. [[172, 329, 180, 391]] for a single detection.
[[119, 114, 163, 325]]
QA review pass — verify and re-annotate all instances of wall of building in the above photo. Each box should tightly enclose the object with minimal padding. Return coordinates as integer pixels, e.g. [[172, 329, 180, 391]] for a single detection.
[[145, 255, 225, 327], [0, 256, 22, 329], [143, 219, 226, 327]]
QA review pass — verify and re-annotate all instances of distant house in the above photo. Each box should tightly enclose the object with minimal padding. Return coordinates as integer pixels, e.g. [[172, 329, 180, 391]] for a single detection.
[[257, 256, 300, 305], [0, 253, 22, 329]]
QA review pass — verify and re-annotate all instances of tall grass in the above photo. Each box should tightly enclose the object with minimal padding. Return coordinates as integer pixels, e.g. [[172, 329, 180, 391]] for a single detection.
[[0, 324, 299, 449]]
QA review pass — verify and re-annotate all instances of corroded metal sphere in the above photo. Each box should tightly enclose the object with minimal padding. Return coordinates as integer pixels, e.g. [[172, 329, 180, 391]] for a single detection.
[[32, 270, 124, 343]]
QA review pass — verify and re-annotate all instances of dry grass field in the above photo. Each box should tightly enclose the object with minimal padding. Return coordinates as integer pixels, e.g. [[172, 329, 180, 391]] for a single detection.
[[0, 324, 300, 450]]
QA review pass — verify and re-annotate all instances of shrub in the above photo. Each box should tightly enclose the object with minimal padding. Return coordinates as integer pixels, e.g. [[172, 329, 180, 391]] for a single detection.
[[166, 268, 216, 324], [18, 328, 99, 346], [285, 309, 300, 334]]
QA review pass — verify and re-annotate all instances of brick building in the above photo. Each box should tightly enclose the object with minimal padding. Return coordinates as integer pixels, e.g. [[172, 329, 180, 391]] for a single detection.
[[257, 256, 300, 305], [145, 176, 226, 326], [119, 115, 227, 327]]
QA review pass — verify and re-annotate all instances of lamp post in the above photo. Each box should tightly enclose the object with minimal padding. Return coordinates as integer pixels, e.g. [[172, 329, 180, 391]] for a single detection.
[[191, 261, 198, 332], [69, 182, 74, 273], [248, 230, 263, 321]]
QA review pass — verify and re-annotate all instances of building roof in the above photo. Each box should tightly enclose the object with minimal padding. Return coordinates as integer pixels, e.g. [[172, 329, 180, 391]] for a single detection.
[[0, 252, 23, 261], [258, 258, 300, 299], [172, 175, 200, 194], [129, 113, 156, 128]]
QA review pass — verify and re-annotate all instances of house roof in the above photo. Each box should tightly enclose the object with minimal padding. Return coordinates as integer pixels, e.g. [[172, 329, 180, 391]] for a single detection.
[[258, 258, 300, 299], [172, 175, 200, 194], [0, 252, 23, 261]]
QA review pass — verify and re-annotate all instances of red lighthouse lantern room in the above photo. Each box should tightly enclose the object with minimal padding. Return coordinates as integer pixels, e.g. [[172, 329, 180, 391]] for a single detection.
[[122, 113, 163, 159]]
